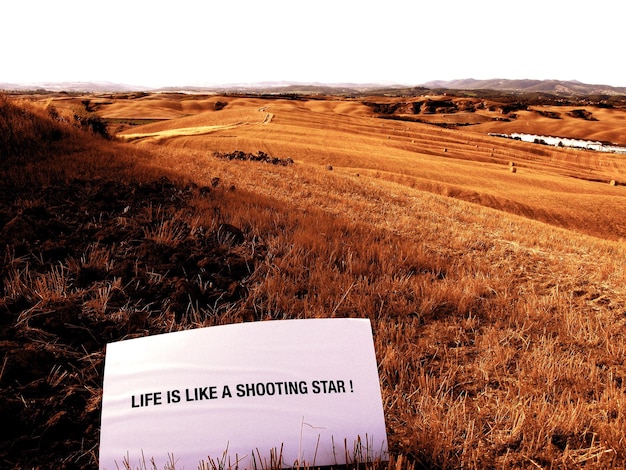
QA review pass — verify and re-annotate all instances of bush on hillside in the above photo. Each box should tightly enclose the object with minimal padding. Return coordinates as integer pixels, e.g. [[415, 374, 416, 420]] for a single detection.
[[72, 101, 110, 139], [568, 108, 598, 121]]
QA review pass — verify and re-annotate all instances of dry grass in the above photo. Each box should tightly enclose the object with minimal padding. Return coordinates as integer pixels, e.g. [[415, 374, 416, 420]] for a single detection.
[[119, 94, 626, 469], [2, 93, 626, 469], [138, 150, 626, 468]]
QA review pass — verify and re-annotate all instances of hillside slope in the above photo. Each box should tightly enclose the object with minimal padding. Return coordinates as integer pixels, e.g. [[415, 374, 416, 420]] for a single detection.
[[111, 93, 626, 240], [2, 95, 626, 469], [0, 97, 263, 468]]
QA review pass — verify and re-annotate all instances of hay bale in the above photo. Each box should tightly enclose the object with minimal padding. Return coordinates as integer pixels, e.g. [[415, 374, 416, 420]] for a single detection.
[[609, 179, 617, 186], [510, 166, 517, 173], [509, 161, 515, 167], [326, 165, 333, 171]]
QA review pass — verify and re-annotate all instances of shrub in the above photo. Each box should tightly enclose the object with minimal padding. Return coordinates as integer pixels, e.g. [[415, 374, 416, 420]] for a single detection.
[[72, 106, 110, 139]]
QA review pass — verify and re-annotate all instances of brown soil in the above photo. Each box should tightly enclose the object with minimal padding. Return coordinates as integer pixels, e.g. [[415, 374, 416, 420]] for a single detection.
[[0, 176, 263, 468]]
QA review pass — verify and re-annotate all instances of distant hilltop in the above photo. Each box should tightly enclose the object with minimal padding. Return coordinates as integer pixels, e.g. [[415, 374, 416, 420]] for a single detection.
[[0, 81, 151, 93], [421, 78, 626, 96], [2, 78, 625, 96]]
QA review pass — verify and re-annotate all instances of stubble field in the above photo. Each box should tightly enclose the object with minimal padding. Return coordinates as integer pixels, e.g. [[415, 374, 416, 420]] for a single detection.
[[1, 90, 626, 469]]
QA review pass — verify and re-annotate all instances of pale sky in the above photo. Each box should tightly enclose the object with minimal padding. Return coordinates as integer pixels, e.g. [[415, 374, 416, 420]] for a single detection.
[[2, 0, 624, 88]]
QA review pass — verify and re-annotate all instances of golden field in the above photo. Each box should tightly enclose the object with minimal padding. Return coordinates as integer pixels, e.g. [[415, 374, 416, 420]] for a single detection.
[[1, 90, 626, 469], [104, 92, 626, 240]]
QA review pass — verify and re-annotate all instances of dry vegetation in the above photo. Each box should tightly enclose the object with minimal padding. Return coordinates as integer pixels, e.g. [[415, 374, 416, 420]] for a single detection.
[[1, 91, 626, 469]]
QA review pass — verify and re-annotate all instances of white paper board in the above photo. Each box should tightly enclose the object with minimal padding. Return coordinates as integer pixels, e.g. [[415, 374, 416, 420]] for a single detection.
[[99, 318, 388, 469]]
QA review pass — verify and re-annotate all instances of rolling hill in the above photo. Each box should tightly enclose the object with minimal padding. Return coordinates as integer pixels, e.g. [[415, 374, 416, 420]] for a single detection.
[[2, 91, 626, 469], [104, 92, 626, 241]]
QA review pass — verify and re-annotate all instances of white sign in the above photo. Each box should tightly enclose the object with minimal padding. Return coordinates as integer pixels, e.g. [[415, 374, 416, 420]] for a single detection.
[[99, 318, 388, 469]]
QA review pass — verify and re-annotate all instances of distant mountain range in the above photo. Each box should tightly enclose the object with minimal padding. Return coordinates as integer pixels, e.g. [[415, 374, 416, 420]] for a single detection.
[[2, 78, 625, 96], [0, 81, 151, 93], [421, 78, 626, 96]]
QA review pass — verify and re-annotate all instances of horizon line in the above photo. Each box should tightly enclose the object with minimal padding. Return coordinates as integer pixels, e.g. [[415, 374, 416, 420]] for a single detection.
[[2, 77, 626, 93]]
